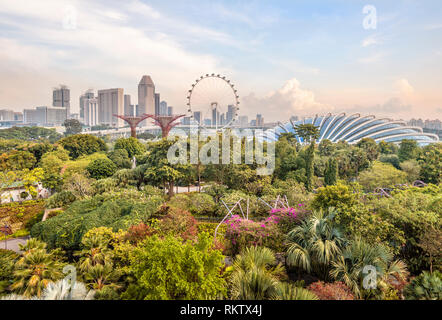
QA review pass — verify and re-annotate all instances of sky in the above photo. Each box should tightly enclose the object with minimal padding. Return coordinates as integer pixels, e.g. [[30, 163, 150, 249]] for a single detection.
[[0, 0, 441, 122]]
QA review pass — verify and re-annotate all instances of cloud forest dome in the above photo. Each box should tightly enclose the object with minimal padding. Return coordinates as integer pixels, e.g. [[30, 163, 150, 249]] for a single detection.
[[258, 113, 439, 146]]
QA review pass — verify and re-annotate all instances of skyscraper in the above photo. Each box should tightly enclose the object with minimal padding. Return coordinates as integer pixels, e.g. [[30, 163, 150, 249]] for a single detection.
[[124, 94, 132, 116], [53, 85, 70, 118], [167, 106, 173, 116], [155, 93, 160, 116], [97, 88, 124, 127], [83, 98, 98, 126], [159, 101, 168, 115], [79, 90, 94, 121], [256, 114, 264, 126], [226, 105, 235, 124], [193, 111, 201, 124], [138, 75, 155, 125]]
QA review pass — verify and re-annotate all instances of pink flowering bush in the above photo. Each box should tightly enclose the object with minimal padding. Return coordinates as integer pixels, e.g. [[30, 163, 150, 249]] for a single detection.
[[224, 215, 285, 255], [223, 204, 310, 255], [268, 204, 309, 234]]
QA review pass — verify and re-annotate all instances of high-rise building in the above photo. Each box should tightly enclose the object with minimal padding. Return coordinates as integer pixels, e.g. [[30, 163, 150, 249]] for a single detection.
[[97, 88, 124, 127], [226, 105, 235, 124], [14, 112, 23, 122], [124, 94, 132, 116], [53, 85, 70, 118], [159, 101, 167, 115], [220, 113, 225, 126], [79, 90, 94, 121], [155, 93, 160, 116], [84, 98, 98, 126], [23, 106, 67, 126], [0, 109, 15, 121], [212, 107, 220, 127], [167, 106, 173, 116], [138, 75, 155, 125], [193, 111, 201, 124], [239, 115, 248, 127], [256, 114, 264, 126]]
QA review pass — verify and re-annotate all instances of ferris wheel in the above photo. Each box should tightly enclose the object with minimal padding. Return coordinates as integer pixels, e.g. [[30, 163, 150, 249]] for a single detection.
[[186, 74, 240, 130]]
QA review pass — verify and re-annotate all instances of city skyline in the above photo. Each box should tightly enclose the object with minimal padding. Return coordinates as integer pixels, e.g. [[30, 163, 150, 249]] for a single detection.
[[0, 0, 441, 122]]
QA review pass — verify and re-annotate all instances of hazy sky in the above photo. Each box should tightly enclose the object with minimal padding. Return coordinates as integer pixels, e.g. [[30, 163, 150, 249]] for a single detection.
[[0, 0, 441, 122]]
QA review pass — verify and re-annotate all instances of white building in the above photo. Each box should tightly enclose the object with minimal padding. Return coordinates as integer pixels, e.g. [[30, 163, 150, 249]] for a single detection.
[[97, 88, 124, 127]]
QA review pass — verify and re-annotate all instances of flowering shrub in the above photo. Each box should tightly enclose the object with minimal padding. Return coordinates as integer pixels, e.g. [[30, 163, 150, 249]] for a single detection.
[[307, 281, 355, 300], [158, 208, 198, 241], [224, 215, 284, 256], [267, 204, 309, 234], [125, 223, 156, 244]]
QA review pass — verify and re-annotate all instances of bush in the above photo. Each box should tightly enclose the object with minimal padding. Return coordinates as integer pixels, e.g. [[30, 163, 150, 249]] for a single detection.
[[86, 157, 117, 180], [45, 190, 76, 209], [358, 161, 407, 192], [404, 271, 442, 300], [224, 215, 285, 256], [59, 134, 107, 159], [114, 137, 145, 158], [157, 208, 198, 241], [0, 249, 19, 295], [31, 191, 163, 251], [122, 233, 226, 300], [307, 281, 355, 300]]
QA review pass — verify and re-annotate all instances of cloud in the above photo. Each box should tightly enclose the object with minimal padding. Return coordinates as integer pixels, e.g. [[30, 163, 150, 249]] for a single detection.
[[361, 35, 380, 47], [357, 52, 385, 64], [241, 78, 331, 122], [394, 78, 414, 97], [0, 0, 234, 112], [347, 97, 412, 115]]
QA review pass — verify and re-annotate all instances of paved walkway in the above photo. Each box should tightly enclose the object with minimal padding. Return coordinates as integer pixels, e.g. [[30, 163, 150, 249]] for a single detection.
[[0, 236, 29, 253]]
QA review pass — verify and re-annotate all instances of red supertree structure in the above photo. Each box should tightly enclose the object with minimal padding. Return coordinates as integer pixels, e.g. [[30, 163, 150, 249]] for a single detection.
[[144, 114, 186, 138], [113, 114, 151, 138]]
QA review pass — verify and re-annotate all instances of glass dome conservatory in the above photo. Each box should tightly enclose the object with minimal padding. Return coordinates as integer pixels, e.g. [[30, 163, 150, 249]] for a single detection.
[[258, 113, 439, 146]]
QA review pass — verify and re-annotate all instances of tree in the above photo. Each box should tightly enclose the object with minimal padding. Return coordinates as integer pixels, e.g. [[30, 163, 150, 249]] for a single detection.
[[356, 138, 379, 161], [286, 209, 346, 280], [398, 139, 419, 162], [21, 168, 44, 199], [140, 139, 191, 197], [357, 161, 407, 192], [378, 140, 398, 155], [114, 137, 145, 158], [318, 139, 335, 157], [63, 119, 83, 136], [294, 124, 319, 191], [123, 233, 226, 300], [0, 126, 62, 143], [324, 158, 338, 186], [11, 239, 64, 297], [229, 246, 286, 300], [0, 150, 37, 171], [400, 160, 421, 183], [86, 157, 117, 180], [108, 149, 132, 169], [418, 143, 441, 184], [59, 134, 107, 159], [330, 238, 408, 299], [63, 173, 93, 198]]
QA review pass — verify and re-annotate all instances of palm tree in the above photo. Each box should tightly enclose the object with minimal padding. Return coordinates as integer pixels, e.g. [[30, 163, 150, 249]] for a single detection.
[[286, 208, 346, 280], [11, 239, 64, 297], [273, 282, 318, 300], [42, 279, 95, 300], [330, 238, 408, 299], [229, 246, 285, 300], [2, 279, 95, 300]]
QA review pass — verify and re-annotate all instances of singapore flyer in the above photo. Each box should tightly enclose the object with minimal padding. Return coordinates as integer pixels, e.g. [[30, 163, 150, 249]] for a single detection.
[[186, 74, 240, 130]]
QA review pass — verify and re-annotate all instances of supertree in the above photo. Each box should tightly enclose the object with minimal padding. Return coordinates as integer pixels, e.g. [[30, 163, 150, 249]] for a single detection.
[[113, 114, 151, 138], [145, 114, 185, 138]]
